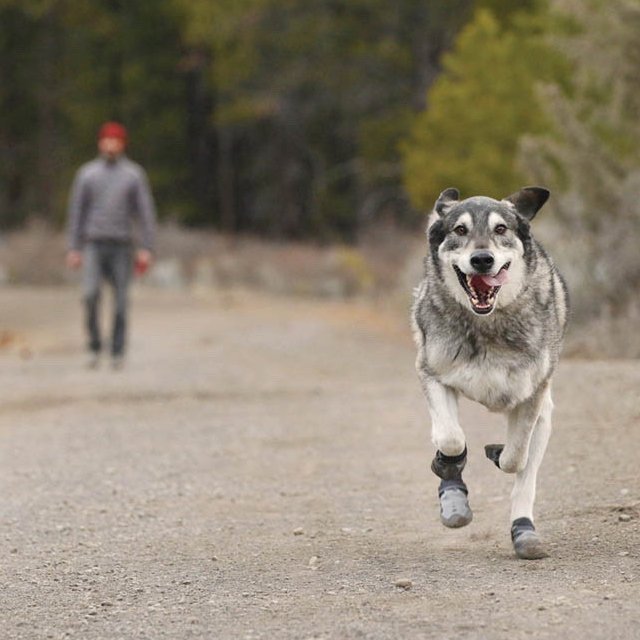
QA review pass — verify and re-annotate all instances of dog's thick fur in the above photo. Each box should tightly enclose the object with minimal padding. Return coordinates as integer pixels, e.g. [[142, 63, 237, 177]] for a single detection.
[[411, 187, 569, 558]]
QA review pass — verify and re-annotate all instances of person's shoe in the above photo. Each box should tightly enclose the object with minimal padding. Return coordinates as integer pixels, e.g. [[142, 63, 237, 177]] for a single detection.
[[111, 355, 125, 371], [86, 352, 100, 370]]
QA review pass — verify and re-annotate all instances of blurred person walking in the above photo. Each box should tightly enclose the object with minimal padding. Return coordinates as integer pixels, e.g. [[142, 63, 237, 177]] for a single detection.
[[65, 122, 157, 369]]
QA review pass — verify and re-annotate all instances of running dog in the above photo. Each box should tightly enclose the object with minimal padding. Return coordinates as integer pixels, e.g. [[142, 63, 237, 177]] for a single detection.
[[411, 186, 569, 559]]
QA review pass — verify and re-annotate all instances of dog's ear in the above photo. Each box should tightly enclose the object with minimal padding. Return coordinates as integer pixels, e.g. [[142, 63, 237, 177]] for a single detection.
[[503, 187, 549, 221], [434, 188, 460, 216]]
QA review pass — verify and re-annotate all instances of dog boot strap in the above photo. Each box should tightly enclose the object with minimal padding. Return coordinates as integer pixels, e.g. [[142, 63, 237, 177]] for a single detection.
[[431, 446, 467, 480], [438, 478, 468, 498], [511, 517, 535, 541], [511, 517, 548, 559]]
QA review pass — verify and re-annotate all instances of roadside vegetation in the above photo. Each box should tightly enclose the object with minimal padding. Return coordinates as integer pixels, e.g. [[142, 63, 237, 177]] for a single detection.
[[1, 0, 639, 355]]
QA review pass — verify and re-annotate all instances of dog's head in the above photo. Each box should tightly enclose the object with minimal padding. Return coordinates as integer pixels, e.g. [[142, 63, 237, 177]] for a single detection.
[[428, 186, 549, 316]]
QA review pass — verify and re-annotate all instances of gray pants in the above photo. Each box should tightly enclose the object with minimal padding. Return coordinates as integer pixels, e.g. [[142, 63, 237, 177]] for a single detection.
[[82, 241, 133, 357]]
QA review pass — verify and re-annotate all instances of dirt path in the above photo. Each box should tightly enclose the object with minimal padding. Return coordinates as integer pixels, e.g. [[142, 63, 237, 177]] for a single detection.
[[1, 286, 639, 640]]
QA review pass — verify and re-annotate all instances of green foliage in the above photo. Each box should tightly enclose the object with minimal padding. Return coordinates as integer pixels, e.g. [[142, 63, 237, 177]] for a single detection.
[[520, 0, 640, 221], [519, 0, 640, 313], [402, 6, 568, 209], [0, 5, 45, 224], [0, 0, 193, 226], [178, 0, 475, 237], [0, 0, 512, 238]]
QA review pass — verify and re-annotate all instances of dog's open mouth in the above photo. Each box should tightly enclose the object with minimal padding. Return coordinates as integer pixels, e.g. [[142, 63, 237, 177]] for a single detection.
[[454, 263, 510, 315]]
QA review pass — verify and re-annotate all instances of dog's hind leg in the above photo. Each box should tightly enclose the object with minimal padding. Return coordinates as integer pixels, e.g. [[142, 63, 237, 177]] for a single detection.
[[499, 385, 548, 474], [508, 386, 553, 559], [484, 380, 548, 473], [418, 374, 472, 528]]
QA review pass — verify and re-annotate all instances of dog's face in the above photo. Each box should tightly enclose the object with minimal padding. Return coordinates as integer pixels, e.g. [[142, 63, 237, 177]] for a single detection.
[[429, 187, 549, 316]]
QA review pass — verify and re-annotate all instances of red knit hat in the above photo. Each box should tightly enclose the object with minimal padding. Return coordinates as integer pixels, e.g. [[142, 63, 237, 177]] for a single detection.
[[98, 121, 128, 144]]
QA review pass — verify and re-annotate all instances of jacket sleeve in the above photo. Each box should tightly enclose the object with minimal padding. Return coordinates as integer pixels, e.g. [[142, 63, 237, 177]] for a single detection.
[[133, 169, 157, 251], [67, 170, 88, 250]]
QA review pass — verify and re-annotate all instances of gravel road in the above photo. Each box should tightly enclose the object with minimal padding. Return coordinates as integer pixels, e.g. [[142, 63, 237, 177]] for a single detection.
[[1, 286, 639, 639]]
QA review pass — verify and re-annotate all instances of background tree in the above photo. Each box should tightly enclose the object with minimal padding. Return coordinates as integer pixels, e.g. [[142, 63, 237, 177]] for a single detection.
[[1, 0, 563, 240], [520, 0, 640, 316], [181, 0, 474, 238], [0, 0, 55, 226], [402, 3, 568, 210], [0, 0, 190, 227]]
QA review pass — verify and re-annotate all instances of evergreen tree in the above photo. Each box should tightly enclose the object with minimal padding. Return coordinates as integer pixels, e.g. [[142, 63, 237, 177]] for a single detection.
[[520, 0, 640, 314], [181, 0, 473, 238], [402, 5, 567, 210], [0, 0, 485, 238]]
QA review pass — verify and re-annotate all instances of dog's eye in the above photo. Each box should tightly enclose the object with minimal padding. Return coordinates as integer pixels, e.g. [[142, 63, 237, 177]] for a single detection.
[[453, 225, 468, 236], [494, 224, 507, 235]]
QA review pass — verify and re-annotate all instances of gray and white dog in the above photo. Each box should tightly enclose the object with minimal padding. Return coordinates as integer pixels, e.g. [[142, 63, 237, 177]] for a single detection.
[[411, 186, 569, 559]]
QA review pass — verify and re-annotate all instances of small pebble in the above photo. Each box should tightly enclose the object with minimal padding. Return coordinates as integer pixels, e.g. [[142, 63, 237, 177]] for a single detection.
[[308, 556, 320, 570], [293, 527, 305, 536], [394, 579, 413, 590], [618, 514, 632, 522]]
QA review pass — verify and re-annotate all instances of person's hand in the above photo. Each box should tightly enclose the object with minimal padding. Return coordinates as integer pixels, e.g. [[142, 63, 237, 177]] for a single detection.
[[134, 249, 153, 276], [66, 250, 82, 270]]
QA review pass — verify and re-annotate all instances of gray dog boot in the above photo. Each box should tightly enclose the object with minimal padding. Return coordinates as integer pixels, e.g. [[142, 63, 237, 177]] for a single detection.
[[431, 448, 473, 528], [511, 517, 548, 560], [438, 479, 473, 528]]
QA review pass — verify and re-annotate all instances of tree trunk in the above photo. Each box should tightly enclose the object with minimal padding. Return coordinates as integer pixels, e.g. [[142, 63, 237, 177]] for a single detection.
[[35, 6, 58, 221], [217, 127, 236, 233]]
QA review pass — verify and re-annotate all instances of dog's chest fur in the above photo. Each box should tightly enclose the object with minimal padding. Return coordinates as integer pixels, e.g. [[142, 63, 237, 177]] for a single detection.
[[423, 314, 551, 412], [413, 243, 565, 413]]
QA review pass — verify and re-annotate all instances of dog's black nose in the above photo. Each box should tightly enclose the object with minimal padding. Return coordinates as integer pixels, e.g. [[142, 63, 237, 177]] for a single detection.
[[470, 251, 494, 273]]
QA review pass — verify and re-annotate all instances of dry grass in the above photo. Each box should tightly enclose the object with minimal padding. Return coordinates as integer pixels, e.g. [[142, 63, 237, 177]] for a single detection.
[[563, 302, 640, 359], [0, 220, 70, 285], [0, 220, 421, 299], [1, 220, 637, 359]]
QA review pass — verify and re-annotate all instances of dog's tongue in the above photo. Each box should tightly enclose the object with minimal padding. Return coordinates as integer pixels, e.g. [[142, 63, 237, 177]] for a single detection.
[[478, 268, 509, 287]]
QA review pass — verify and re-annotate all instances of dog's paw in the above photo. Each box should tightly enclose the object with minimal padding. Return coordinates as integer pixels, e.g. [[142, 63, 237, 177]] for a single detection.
[[439, 488, 473, 528], [485, 444, 526, 473], [511, 518, 548, 560], [498, 447, 527, 474]]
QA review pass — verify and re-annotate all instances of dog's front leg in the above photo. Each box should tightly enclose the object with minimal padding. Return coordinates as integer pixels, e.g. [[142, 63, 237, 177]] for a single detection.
[[417, 367, 472, 528], [417, 369, 465, 456]]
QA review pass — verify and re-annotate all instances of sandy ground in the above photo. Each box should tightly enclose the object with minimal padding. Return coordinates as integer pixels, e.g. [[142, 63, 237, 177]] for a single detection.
[[1, 285, 639, 640]]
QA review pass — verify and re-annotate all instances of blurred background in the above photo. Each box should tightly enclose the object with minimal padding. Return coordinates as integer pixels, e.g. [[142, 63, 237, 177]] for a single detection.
[[1, 0, 639, 356]]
